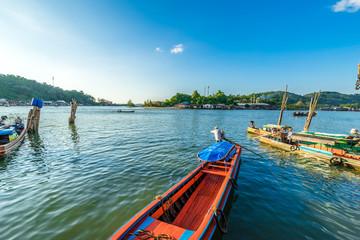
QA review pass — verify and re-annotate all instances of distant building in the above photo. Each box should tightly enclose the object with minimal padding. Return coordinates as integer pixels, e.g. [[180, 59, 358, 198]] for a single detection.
[[175, 102, 189, 109], [189, 104, 203, 109], [215, 104, 230, 110], [236, 102, 271, 110], [203, 104, 215, 109], [0, 98, 8, 106], [43, 101, 54, 106]]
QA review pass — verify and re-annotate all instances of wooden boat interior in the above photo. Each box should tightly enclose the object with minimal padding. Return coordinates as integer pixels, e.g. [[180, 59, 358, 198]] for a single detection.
[[121, 148, 240, 239]]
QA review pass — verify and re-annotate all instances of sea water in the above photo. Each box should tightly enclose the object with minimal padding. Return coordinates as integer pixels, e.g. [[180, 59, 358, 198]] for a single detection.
[[0, 107, 359, 240]]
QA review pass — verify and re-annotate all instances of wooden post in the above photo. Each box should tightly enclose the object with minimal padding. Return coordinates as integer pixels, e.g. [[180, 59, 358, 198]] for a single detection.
[[69, 99, 78, 124], [26, 106, 41, 133], [26, 98, 42, 133], [277, 85, 288, 125], [356, 64, 360, 90], [304, 91, 321, 131]]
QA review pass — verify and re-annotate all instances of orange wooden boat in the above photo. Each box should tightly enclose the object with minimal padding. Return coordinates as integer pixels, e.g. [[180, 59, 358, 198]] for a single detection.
[[0, 126, 26, 158], [109, 142, 242, 240]]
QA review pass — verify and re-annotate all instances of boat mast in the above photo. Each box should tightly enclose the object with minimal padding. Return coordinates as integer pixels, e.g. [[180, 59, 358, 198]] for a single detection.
[[277, 85, 288, 125], [304, 90, 321, 131], [356, 64, 360, 90]]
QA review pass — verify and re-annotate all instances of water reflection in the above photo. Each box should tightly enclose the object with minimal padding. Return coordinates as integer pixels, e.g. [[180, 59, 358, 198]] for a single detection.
[[69, 123, 80, 153], [27, 133, 46, 158]]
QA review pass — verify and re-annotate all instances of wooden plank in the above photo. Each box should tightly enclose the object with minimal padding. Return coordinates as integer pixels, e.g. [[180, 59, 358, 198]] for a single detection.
[[172, 174, 224, 231], [200, 169, 227, 177]]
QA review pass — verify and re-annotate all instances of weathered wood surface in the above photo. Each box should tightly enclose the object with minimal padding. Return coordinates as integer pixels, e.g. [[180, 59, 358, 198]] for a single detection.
[[69, 99, 79, 124], [26, 106, 41, 133], [277, 85, 288, 125], [304, 91, 321, 131]]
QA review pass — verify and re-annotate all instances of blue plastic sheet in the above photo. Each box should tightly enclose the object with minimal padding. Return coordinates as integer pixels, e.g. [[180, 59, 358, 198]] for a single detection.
[[31, 98, 44, 108], [197, 142, 236, 162], [0, 127, 15, 136]]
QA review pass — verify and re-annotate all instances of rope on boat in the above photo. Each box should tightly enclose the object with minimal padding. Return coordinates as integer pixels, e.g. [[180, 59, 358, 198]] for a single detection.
[[130, 229, 173, 240], [223, 137, 264, 158], [229, 177, 238, 190], [154, 195, 177, 222], [154, 195, 171, 221], [214, 207, 228, 234]]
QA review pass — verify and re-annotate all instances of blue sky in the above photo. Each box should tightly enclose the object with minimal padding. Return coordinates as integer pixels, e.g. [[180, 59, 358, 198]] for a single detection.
[[1, 0, 360, 103]]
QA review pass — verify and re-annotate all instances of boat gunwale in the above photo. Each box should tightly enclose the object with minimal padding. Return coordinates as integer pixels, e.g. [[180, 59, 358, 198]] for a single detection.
[[196, 146, 242, 240], [0, 128, 26, 157]]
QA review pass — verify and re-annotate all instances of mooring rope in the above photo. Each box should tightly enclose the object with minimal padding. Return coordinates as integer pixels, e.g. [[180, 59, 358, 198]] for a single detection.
[[130, 229, 173, 240]]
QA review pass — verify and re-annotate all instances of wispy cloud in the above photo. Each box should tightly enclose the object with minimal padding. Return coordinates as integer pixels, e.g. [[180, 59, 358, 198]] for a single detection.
[[332, 0, 360, 12], [3, 9, 44, 32], [155, 47, 163, 52], [171, 44, 184, 54]]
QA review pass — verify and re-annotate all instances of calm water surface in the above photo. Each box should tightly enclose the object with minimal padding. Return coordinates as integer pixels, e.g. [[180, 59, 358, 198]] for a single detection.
[[0, 107, 359, 240]]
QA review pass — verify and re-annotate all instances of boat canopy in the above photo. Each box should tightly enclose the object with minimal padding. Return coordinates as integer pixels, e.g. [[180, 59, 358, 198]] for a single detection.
[[197, 142, 235, 162], [302, 131, 349, 139], [262, 124, 290, 130]]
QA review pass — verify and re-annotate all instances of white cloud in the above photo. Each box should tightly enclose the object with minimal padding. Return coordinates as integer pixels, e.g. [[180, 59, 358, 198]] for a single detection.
[[155, 47, 163, 52], [171, 44, 184, 54], [332, 0, 360, 12]]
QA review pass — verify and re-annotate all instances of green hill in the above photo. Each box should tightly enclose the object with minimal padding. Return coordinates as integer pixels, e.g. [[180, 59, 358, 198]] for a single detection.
[[0, 74, 96, 104], [144, 90, 360, 108]]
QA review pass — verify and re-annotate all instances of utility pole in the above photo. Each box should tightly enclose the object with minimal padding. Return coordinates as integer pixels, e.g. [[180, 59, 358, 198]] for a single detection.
[[52, 76, 54, 87], [208, 86, 210, 96], [204, 86, 206, 96]]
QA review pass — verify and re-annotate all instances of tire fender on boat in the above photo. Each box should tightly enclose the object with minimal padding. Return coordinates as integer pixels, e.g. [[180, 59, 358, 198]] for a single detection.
[[214, 207, 228, 234], [330, 157, 343, 166], [290, 145, 298, 151]]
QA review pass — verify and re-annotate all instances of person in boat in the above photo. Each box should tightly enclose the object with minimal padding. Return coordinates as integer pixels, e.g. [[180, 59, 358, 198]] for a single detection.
[[210, 126, 223, 142], [14, 117, 24, 130], [249, 120, 259, 129], [15, 117, 22, 125], [287, 128, 293, 143]]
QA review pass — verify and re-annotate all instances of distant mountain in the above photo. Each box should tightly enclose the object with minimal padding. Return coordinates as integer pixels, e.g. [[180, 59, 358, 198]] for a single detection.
[[258, 91, 360, 106], [0, 74, 96, 104]]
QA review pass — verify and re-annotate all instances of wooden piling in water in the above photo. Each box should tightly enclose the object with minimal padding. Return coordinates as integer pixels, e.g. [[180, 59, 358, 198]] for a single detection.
[[26, 98, 43, 133], [277, 85, 288, 126], [304, 91, 321, 131], [26, 106, 41, 133], [69, 99, 78, 124]]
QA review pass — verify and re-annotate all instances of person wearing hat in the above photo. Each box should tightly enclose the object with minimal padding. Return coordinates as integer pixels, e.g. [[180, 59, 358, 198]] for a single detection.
[[210, 126, 222, 142]]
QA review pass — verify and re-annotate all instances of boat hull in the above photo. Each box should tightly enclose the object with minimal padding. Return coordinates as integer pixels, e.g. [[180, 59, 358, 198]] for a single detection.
[[0, 128, 26, 158], [109, 145, 242, 240], [246, 127, 269, 136], [258, 136, 360, 169]]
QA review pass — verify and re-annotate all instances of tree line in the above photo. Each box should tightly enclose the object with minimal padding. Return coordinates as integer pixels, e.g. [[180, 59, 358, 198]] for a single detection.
[[143, 90, 360, 109], [0, 74, 96, 104]]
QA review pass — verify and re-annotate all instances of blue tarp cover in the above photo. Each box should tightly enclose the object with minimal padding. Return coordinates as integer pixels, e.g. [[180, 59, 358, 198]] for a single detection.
[[0, 127, 15, 136], [197, 142, 236, 162]]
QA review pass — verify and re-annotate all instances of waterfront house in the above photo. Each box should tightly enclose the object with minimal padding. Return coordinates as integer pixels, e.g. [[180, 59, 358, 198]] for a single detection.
[[215, 104, 230, 110], [236, 102, 271, 110], [189, 104, 203, 109], [175, 102, 189, 109], [203, 104, 215, 109], [0, 99, 8, 106]]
